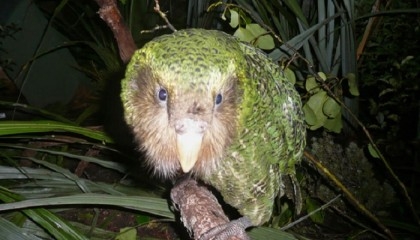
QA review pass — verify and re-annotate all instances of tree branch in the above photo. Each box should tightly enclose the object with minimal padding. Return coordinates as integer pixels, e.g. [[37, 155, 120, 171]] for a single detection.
[[93, 0, 136, 63], [171, 178, 249, 240]]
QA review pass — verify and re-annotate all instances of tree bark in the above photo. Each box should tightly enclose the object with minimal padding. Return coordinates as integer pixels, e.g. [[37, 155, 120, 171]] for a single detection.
[[170, 178, 228, 239], [93, 0, 136, 63]]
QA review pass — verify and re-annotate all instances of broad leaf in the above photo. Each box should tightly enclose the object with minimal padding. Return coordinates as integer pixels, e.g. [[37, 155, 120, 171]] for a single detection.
[[229, 9, 240, 28]]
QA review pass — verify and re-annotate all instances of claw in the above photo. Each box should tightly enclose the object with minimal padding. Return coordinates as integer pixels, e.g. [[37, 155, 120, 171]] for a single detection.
[[199, 217, 253, 240]]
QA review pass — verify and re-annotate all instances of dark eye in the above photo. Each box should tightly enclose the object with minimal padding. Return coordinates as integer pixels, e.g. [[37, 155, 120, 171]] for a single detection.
[[157, 88, 167, 102], [215, 93, 222, 105]]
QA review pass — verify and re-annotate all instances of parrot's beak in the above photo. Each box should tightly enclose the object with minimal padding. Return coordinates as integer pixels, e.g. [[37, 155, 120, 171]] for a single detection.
[[175, 119, 206, 173], [176, 132, 203, 172]]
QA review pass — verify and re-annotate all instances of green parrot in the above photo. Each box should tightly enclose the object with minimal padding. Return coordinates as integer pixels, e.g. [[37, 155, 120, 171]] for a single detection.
[[121, 28, 306, 232]]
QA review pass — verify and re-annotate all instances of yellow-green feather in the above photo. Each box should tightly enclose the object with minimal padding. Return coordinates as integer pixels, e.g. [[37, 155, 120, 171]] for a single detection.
[[135, 30, 245, 93]]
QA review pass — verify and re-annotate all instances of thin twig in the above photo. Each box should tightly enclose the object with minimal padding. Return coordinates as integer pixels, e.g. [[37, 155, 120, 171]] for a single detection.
[[153, 0, 177, 32], [356, 0, 381, 60], [331, 205, 388, 239], [281, 194, 342, 231], [140, 25, 169, 34]]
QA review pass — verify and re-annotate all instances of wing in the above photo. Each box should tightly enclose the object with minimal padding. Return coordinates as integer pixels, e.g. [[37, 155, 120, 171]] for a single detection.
[[203, 39, 306, 225]]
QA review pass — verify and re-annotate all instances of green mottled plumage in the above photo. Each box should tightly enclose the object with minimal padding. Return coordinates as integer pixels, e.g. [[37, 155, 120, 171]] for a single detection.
[[121, 29, 306, 225]]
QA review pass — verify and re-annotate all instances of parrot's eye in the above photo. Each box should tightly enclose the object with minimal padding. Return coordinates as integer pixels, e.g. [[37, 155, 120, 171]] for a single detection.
[[215, 93, 223, 105], [157, 88, 168, 102]]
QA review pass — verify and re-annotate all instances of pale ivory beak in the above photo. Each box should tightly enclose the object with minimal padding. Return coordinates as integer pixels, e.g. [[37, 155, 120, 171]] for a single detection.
[[177, 132, 203, 173], [175, 118, 206, 173]]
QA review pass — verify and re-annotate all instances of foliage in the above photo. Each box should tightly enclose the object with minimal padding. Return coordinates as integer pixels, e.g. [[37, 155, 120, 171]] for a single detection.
[[0, 120, 298, 239], [209, 0, 420, 238], [1, 0, 420, 239], [358, 0, 420, 150], [0, 118, 174, 239], [211, 0, 360, 133], [357, 0, 420, 223]]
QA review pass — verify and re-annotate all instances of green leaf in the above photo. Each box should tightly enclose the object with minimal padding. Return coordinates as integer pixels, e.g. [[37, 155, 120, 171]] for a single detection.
[[305, 72, 326, 93], [283, 67, 296, 84], [0, 194, 174, 219], [246, 24, 274, 50], [234, 27, 254, 42], [272, 13, 340, 61], [116, 227, 137, 240], [282, 0, 309, 26], [229, 9, 240, 28], [0, 121, 114, 143], [380, 218, 420, 235], [401, 55, 414, 65], [346, 73, 360, 96], [322, 97, 341, 118], [379, 88, 395, 98], [0, 101, 74, 124], [24, 208, 88, 240], [234, 24, 274, 50], [256, 34, 275, 50], [323, 116, 342, 133], [249, 226, 297, 240], [306, 198, 325, 224], [0, 189, 88, 240], [368, 143, 380, 159], [303, 103, 318, 127], [304, 91, 330, 130], [0, 145, 127, 173], [305, 76, 319, 94], [0, 217, 39, 240], [81, 41, 121, 71], [318, 72, 327, 81], [136, 215, 151, 225], [387, 114, 399, 122]]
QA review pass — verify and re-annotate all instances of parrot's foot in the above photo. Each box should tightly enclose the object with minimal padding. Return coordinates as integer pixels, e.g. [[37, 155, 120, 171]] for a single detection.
[[199, 217, 253, 240]]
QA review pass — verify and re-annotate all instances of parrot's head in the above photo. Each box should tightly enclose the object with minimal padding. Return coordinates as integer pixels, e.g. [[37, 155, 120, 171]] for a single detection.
[[121, 30, 245, 178]]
